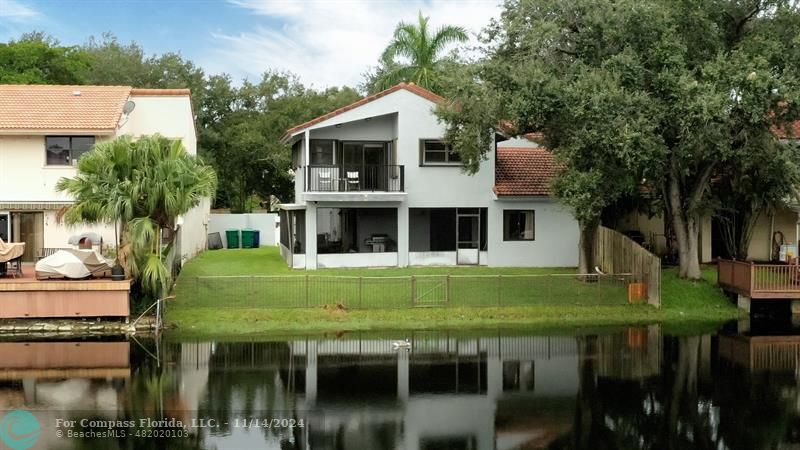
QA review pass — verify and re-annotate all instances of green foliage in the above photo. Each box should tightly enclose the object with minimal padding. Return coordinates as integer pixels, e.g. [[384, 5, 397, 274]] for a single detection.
[[0, 32, 90, 84], [366, 12, 468, 93], [438, 0, 800, 278], [56, 135, 217, 297]]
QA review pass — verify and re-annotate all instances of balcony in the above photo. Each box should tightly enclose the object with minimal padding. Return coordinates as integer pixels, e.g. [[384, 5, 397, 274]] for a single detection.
[[303, 165, 406, 202]]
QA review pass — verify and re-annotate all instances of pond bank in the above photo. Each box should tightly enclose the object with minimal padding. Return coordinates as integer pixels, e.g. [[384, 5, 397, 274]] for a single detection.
[[0, 317, 156, 337]]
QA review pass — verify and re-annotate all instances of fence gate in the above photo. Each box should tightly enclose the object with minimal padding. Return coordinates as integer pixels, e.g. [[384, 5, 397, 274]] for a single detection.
[[412, 276, 448, 306]]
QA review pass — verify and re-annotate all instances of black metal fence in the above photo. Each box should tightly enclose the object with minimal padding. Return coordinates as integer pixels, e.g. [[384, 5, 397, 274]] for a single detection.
[[176, 273, 631, 309], [305, 165, 404, 192]]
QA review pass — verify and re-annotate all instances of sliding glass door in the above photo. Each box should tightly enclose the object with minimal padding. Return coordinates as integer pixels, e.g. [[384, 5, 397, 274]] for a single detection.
[[11, 212, 43, 262]]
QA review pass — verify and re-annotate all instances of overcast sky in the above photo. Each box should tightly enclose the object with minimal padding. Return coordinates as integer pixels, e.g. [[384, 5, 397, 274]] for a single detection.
[[0, 0, 502, 88]]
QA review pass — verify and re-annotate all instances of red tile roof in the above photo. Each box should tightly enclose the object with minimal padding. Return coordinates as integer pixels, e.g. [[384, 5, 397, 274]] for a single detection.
[[130, 88, 191, 96], [0, 84, 132, 132], [494, 146, 562, 197], [282, 82, 444, 141], [773, 121, 800, 139]]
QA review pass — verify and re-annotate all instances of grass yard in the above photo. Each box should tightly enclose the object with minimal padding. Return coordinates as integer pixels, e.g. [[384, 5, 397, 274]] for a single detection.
[[166, 247, 743, 336]]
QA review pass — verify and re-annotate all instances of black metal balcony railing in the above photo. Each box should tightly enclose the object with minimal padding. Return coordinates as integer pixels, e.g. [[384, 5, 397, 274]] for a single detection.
[[305, 165, 405, 192]]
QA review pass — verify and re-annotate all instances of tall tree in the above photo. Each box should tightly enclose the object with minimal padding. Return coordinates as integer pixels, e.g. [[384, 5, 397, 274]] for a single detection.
[[0, 32, 90, 84], [369, 12, 468, 93], [437, 0, 800, 279], [56, 135, 217, 298]]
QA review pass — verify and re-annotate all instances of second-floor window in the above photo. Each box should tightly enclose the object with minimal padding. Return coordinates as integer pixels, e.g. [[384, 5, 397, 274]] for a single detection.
[[46, 136, 95, 166], [420, 139, 461, 165]]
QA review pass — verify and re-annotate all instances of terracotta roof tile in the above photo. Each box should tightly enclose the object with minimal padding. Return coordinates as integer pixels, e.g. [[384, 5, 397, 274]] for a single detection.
[[0, 84, 132, 132], [282, 82, 444, 141], [494, 146, 562, 197], [130, 88, 191, 96], [773, 121, 800, 139]]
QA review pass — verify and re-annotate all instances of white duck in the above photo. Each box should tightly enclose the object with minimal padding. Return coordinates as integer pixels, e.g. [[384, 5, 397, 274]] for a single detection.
[[391, 339, 411, 350]]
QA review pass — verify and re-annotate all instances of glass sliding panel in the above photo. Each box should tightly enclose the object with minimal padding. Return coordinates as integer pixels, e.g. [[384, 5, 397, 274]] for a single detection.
[[309, 139, 334, 165], [46, 137, 70, 165]]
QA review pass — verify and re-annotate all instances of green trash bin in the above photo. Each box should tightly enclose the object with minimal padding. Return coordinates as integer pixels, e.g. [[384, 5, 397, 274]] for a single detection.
[[225, 229, 240, 248], [241, 228, 256, 249]]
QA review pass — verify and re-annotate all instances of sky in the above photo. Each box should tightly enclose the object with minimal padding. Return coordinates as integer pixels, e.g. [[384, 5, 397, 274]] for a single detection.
[[0, 0, 502, 88]]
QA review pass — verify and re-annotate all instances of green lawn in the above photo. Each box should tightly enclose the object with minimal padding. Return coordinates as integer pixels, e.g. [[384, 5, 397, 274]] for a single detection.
[[166, 247, 743, 336]]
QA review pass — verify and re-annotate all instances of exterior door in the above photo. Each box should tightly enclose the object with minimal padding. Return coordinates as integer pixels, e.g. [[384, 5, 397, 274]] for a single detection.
[[456, 209, 480, 265], [0, 213, 8, 242], [11, 212, 43, 262]]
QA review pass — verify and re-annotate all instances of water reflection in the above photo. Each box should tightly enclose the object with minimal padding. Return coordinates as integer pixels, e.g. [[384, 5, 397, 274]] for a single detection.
[[2, 323, 800, 449]]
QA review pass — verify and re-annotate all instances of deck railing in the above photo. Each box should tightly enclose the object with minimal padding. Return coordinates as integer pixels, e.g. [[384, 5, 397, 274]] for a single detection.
[[305, 164, 404, 192], [718, 259, 800, 298]]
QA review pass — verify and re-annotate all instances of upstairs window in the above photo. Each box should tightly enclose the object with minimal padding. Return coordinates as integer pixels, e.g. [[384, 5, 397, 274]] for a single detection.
[[503, 210, 535, 241], [309, 139, 335, 165], [420, 139, 461, 165], [46, 136, 95, 166]]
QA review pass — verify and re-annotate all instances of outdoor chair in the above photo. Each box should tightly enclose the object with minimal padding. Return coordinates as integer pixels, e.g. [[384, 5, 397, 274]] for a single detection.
[[6, 256, 23, 278], [318, 171, 332, 191], [346, 171, 360, 191]]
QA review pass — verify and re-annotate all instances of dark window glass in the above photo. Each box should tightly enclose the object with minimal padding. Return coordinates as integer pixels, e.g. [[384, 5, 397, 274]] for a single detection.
[[503, 210, 535, 241], [310, 139, 334, 165], [422, 140, 461, 165], [45, 136, 95, 165]]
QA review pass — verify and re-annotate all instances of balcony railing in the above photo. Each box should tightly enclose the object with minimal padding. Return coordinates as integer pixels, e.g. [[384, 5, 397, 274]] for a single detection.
[[305, 165, 404, 192]]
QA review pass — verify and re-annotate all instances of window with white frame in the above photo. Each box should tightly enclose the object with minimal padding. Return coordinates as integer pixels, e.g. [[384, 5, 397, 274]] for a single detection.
[[420, 139, 461, 165], [503, 210, 535, 241]]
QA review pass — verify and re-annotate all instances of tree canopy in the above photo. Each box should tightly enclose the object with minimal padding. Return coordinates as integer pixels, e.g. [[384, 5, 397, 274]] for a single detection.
[[438, 0, 800, 278]]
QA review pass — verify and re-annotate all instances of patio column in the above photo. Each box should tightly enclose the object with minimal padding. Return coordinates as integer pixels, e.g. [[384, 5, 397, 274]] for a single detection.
[[397, 205, 409, 267], [737, 294, 751, 313], [305, 205, 317, 270], [303, 129, 310, 167]]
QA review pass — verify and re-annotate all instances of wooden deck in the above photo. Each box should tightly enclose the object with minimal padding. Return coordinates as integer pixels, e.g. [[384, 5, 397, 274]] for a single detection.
[[0, 264, 131, 319], [717, 259, 800, 299]]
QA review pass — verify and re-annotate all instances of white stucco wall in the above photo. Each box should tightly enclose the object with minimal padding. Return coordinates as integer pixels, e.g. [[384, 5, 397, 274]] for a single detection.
[[208, 212, 278, 247], [119, 94, 197, 154], [487, 198, 579, 267], [0, 136, 85, 202]]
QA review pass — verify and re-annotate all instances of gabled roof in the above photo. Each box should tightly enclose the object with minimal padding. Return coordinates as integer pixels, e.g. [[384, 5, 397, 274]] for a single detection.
[[0, 85, 192, 134], [0, 84, 132, 133], [282, 82, 444, 141], [494, 146, 562, 197]]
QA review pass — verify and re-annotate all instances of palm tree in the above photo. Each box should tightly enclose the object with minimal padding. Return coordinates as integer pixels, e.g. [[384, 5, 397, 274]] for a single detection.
[[56, 135, 217, 297], [374, 12, 468, 92]]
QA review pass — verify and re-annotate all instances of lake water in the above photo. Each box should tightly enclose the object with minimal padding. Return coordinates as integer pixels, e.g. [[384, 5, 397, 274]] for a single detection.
[[1, 320, 798, 449]]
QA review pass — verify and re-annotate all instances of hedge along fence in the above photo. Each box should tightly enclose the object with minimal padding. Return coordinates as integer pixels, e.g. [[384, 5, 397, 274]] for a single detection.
[[594, 226, 661, 307], [174, 273, 632, 310]]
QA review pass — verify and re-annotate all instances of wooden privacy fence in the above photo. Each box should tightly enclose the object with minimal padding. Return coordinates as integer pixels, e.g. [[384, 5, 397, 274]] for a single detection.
[[594, 226, 661, 307]]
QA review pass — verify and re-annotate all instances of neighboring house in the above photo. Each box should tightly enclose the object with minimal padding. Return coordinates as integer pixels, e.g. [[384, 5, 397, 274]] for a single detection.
[[618, 121, 800, 263], [278, 82, 578, 269], [0, 84, 209, 263]]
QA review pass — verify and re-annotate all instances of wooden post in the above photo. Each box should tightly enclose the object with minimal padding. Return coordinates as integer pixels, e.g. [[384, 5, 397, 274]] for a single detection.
[[305, 274, 310, 307], [411, 276, 416, 306]]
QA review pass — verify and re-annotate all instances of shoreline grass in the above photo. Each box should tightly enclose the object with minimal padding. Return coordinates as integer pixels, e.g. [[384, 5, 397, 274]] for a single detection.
[[167, 247, 743, 336]]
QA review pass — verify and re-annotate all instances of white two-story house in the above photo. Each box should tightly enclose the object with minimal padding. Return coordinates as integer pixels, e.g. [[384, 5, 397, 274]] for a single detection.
[[278, 82, 579, 269], [0, 84, 209, 263]]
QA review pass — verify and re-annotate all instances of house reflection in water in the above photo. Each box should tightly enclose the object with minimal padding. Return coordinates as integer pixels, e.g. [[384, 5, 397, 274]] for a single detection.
[[173, 327, 663, 450], [0, 340, 131, 449]]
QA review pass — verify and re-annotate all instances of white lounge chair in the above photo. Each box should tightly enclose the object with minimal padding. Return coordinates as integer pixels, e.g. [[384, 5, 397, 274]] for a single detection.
[[318, 171, 332, 191], [346, 171, 360, 191]]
